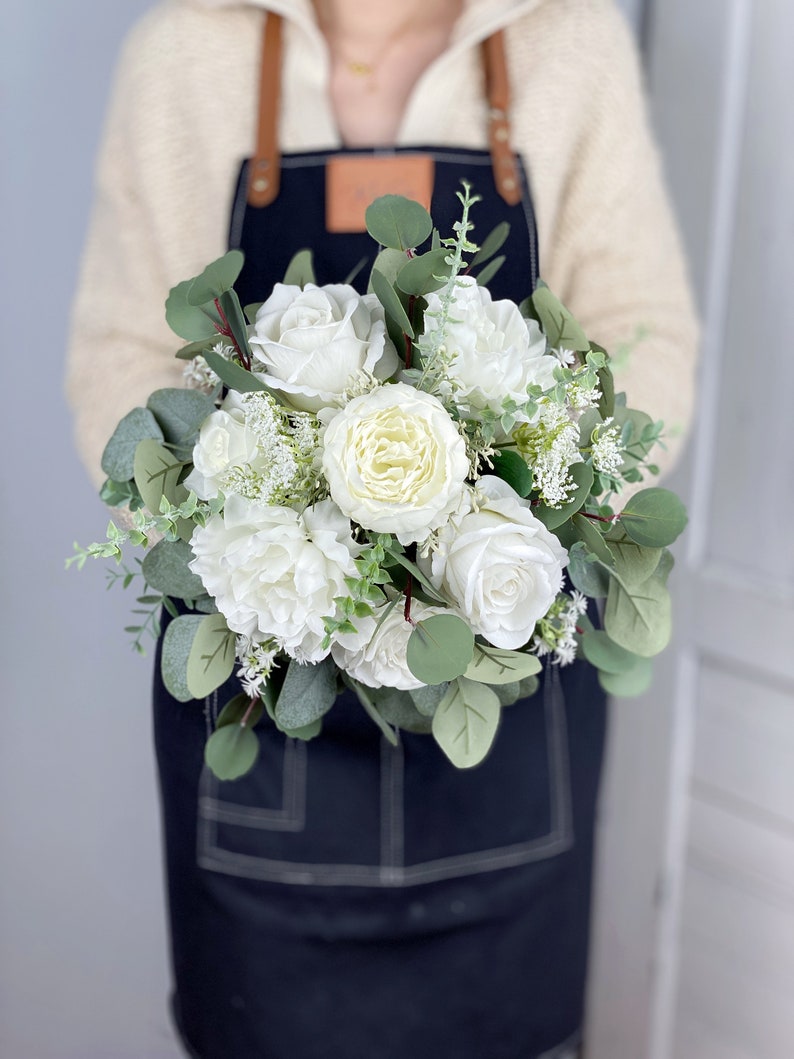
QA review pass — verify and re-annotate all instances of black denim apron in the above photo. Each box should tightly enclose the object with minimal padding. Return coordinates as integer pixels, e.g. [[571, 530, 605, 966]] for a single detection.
[[153, 15, 607, 1059]]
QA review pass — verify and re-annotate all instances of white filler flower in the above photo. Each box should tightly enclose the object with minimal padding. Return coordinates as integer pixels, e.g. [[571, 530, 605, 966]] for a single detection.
[[423, 276, 558, 421], [427, 476, 568, 650], [332, 600, 449, 690], [249, 283, 399, 413], [189, 496, 360, 664], [321, 382, 469, 545]]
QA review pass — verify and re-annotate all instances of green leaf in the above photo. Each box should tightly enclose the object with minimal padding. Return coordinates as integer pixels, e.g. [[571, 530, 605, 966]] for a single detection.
[[598, 656, 654, 697], [604, 574, 672, 658], [580, 629, 638, 674], [283, 248, 316, 287], [474, 254, 505, 288], [490, 449, 532, 497], [165, 278, 222, 342], [369, 248, 408, 288], [531, 282, 590, 352], [141, 539, 205, 600], [146, 388, 217, 462], [186, 249, 245, 306], [244, 302, 263, 324], [383, 547, 445, 603], [370, 268, 415, 339], [534, 463, 594, 530], [186, 613, 236, 698], [161, 614, 204, 702], [469, 221, 510, 267], [174, 338, 219, 361], [620, 488, 688, 548], [215, 691, 263, 730], [133, 439, 188, 517], [654, 548, 676, 585], [365, 194, 433, 251], [219, 288, 252, 360], [495, 674, 540, 706], [408, 682, 450, 718], [406, 613, 475, 685], [205, 715, 260, 781], [395, 248, 450, 296], [464, 644, 541, 685], [432, 678, 501, 769], [605, 524, 662, 586], [572, 512, 615, 565], [596, 356, 616, 419], [99, 477, 143, 510], [612, 406, 655, 471], [101, 407, 164, 482], [275, 656, 337, 731], [567, 543, 611, 598], [201, 349, 269, 393], [369, 686, 433, 734]]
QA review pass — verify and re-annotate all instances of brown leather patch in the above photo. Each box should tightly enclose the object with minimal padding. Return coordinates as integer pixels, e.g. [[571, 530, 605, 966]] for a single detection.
[[325, 155, 435, 234]]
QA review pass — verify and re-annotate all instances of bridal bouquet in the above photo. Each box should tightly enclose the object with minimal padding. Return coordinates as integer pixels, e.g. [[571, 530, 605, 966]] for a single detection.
[[70, 187, 687, 779]]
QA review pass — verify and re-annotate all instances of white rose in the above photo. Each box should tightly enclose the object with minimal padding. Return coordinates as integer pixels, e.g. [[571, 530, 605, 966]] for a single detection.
[[189, 496, 360, 664], [185, 391, 260, 499], [321, 382, 469, 545], [423, 276, 558, 422], [249, 283, 399, 412], [332, 600, 449, 690], [427, 476, 568, 650]]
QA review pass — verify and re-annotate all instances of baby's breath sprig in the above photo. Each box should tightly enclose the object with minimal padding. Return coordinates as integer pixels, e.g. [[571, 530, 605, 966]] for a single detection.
[[320, 534, 392, 650]]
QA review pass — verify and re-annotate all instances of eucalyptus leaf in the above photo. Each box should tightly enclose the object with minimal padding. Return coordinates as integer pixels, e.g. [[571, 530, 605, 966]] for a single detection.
[[215, 692, 263, 730], [283, 248, 316, 287], [572, 512, 615, 565], [464, 644, 541, 685], [406, 614, 475, 685], [202, 349, 268, 394], [365, 194, 433, 251], [186, 613, 236, 699], [604, 574, 672, 657], [244, 302, 263, 324], [654, 548, 676, 585], [620, 488, 688, 548], [370, 268, 414, 339], [567, 543, 611, 598], [605, 525, 662, 587], [205, 723, 259, 781], [370, 686, 433, 734], [165, 278, 222, 341], [469, 220, 510, 267], [141, 539, 205, 600], [490, 449, 532, 497], [146, 388, 217, 462], [101, 406, 163, 482], [219, 288, 252, 360], [133, 439, 188, 517], [598, 656, 654, 697], [613, 406, 655, 471], [432, 678, 501, 769], [369, 248, 408, 288], [161, 614, 204, 702], [531, 282, 590, 352], [581, 629, 638, 674], [596, 357, 615, 419], [99, 477, 143, 510], [395, 248, 450, 296], [474, 255, 505, 288], [275, 656, 337, 730], [174, 338, 220, 361], [534, 463, 594, 529], [408, 682, 449, 718], [186, 249, 245, 306], [496, 673, 540, 705]]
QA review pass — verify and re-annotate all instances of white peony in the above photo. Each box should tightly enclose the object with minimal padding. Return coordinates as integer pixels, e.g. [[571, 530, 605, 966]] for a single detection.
[[321, 382, 469, 545], [427, 476, 568, 650], [423, 275, 558, 422], [189, 496, 360, 664], [249, 283, 399, 413], [332, 600, 449, 690]]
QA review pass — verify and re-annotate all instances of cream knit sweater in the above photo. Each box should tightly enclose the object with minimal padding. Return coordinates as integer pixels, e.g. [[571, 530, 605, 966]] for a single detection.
[[67, 0, 698, 489]]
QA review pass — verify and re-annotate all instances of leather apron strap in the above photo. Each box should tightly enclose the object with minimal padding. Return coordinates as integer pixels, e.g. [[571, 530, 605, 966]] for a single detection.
[[247, 12, 520, 208]]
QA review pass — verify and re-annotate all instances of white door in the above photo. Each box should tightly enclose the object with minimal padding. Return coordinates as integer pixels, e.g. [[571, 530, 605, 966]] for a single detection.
[[587, 2, 794, 1057]]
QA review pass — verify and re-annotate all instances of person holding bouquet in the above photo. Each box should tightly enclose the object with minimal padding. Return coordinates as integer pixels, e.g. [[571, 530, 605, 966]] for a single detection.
[[67, 1, 698, 1057]]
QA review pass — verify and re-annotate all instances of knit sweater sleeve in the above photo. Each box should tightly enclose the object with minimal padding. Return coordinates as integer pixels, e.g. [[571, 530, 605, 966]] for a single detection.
[[525, 0, 699, 481]]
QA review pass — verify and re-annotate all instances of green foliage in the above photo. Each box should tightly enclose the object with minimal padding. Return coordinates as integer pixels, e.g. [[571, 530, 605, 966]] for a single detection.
[[490, 449, 533, 497], [469, 221, 510, 268], [567, 543, 611, 598], [201, 349, 268, 394], [165, 279, 221, 342], [186, 613, 236, 699], [101, 406, 163, 482], [605, 524, 662, 586], [186, 250, 245, 306], [408, 682, 450, 717], [365, 194, 433, 251], [133, 439, 188, 521], [141, 538, 205, 600], [146, 388, 217, 462], [604, 574, 672, 657], [598, 656, 654, 697], [204, 693, 263, 781], [432, 677, 501, 768], [283, 248, 316, 287], [218, 288, 252, 361], [395, 248, 450, 296], [531, 282, 590, 352], [367, 686, 434, 734], [464, 644, 541, 685], [274, 656, 337, 731], [534, 462, 594, 529], [406, 613, 475, 685], [580, 629, 638, 674], [572, 512, 615, 565], [370, 267, 414, 339], [99, 477, 143, 510], [161, 614, 205, 702], [620, 488, 688, 548], [473, 255, 505, 287]]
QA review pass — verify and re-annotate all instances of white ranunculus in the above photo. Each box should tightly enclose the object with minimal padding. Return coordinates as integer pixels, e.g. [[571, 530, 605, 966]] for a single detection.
[[427, 476, 568, 650], [423, 275, 558, 422], [189, 496, 360, 664], [185, 391, 260, 499], [249, 283, 399, 412], [321, 382, 469, 545], [332, 600, 449, 690]]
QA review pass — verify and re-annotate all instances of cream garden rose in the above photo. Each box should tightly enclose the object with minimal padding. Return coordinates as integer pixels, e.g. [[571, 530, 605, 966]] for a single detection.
[[189, 496, 361, 664], [423, 276, 558, 423], [249, 283, 399, 413], [427, 476, 568, 650], [321, 382, 469, 545], [185, 390, 260, 499]]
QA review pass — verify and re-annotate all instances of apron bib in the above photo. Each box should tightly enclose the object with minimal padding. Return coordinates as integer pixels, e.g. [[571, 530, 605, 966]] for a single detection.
[[154, 14, 606, 1058]]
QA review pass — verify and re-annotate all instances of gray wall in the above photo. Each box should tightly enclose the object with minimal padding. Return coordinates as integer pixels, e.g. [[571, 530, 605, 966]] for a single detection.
[[0, 1, 645, 1056]]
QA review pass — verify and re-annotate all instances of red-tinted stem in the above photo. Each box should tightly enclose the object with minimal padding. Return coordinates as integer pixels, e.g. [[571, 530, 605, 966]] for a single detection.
[[580, 511, 622, 524], [214, 297, 250, 369], [403, 574, 413, 622], [240, 697, 258, 727]]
